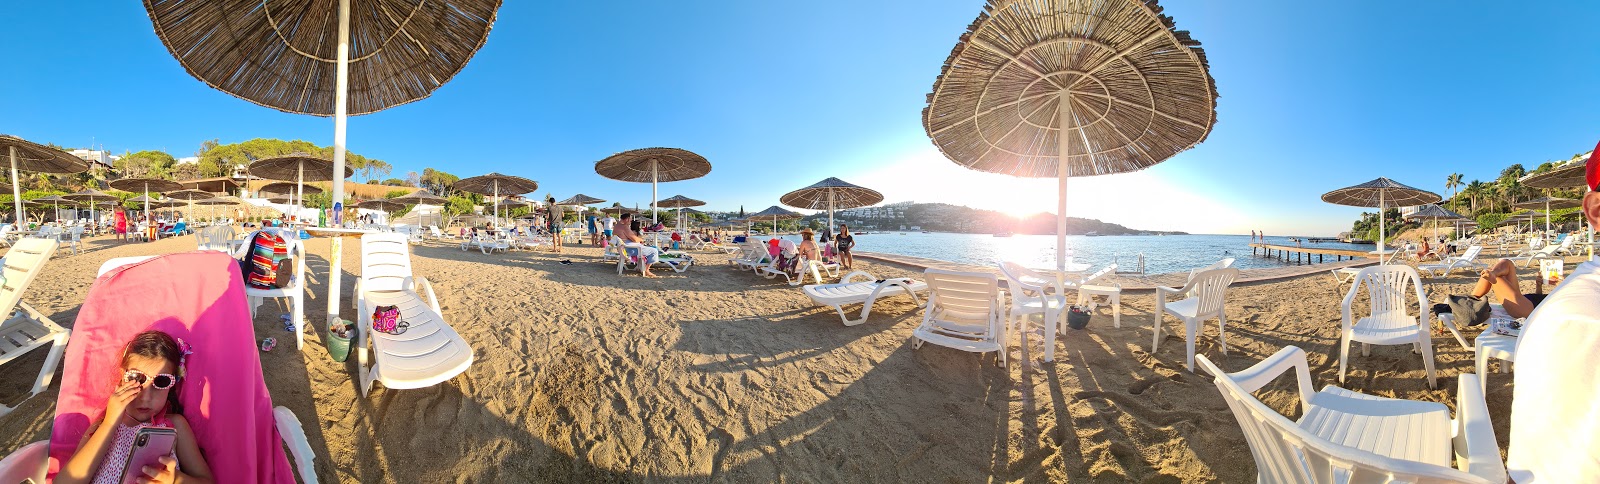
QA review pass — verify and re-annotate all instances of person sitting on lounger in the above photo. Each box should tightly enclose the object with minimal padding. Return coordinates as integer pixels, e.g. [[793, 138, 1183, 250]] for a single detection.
[[797, 229, 820, 262], [59, 331, 214, 484], [615, 213, 660, 278]]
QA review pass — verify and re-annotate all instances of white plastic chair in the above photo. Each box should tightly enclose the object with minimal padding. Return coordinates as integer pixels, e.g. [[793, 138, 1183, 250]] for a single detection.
[[1339, 264, 1437, 388], [911, 268, 1006, 367], [1197, 346, 1504, 484], [997, 261, 1066, 344], [0, 238, 68, 418], [234, 229, 308, 351], [1153, 267, 1239, 372], [353, 233, 475, 396]]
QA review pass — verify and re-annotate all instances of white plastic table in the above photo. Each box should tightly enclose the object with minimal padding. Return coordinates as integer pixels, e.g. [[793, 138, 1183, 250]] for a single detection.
[[1475, 332, 1516, 394], [1031, 263, 1092, 363]]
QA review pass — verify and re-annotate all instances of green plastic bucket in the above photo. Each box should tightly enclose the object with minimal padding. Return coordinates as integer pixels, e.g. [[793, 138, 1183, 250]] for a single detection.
[[325, 323, 352, 362]]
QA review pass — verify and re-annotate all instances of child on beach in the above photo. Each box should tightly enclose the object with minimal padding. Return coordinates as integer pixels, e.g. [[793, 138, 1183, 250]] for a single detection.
[[59, 330, 214, 484]]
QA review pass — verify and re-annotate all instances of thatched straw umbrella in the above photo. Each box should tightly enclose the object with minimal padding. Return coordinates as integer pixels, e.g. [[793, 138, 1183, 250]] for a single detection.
[[391, 190, 449, 228], [357, 199, 407, 225], [595, 148, 711, 224], [454, 173, 537, 229], [558, 194, 606, 206], [258, 181, 323, 197], [1512, 196, 1581, 235], [1322, 178, 1440, 262], [746, 205, 803, 234], [248, 153, 351, 220], [780, 177, 883, 234], [1403, 204, 1467, 242], [65, 190, 123, 232], [923, 0, 1218, 272], [0, 135, 90, 226], [600, 203, 636, 215], [110, 177, 185, 230], [27, 195, 77, 223], [1520, 161, 1591, 189], [656, 195, 705, 234], [145, 0, 500, 337]]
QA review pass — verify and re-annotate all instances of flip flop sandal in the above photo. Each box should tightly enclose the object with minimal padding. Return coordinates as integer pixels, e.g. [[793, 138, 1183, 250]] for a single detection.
[[260, 337, 277, 352]]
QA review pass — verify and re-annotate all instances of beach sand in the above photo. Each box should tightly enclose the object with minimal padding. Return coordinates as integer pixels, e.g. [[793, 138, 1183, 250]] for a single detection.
[[0, 232, 1560, 481]]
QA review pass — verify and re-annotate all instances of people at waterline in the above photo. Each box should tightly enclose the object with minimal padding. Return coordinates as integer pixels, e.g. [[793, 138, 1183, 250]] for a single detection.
[[836, 224, 856, 270], [615, 213, 660, 278], [58, 331, 214, 484]]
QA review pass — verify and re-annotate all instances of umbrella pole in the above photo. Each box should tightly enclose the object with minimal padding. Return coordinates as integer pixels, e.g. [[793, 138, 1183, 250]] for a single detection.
[[1056, 89, 1072, 271], [8, 146, 21, 227], [652, 161, 659, 225], [1377, 191, 1386, 263], [493, 181, 499, 230], [828, 190, 835, 243], [326, 0, 352, 337]]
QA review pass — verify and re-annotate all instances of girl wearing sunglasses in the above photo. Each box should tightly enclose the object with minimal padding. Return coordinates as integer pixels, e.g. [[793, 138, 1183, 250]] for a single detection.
[[59, 331, 214, 484]]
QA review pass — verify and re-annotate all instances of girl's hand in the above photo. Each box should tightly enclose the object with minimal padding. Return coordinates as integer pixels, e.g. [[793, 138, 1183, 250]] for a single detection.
[[104, 380, 139, 421], [134, 456, 177, 484]]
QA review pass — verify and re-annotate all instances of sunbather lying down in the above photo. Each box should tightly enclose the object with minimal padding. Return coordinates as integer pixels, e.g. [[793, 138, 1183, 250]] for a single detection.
[[1467, 259, 1545, 319]]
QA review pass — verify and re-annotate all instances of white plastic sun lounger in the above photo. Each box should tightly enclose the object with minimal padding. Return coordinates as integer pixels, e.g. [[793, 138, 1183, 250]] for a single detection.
[[1417, 245, 1487, 278], [0, 238, 68, 418], [354, 233, 474, 396], [803, 271, 928, 326]]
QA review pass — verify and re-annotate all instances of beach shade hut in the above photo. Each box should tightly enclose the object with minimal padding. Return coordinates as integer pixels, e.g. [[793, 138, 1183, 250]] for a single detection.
[[247, 153, 351, 216], [1513, 196, 1581, 235], [453, 173, 537, 229], [26, 195, 77, 222], [1402, 204, 1467, 242], [922, 0, 1218, 271], [110, 177, 185, 231], [391, 190, 449, 228], [746, 205, 803, 234], [656, 195, 705, 233], [1321, 178, 1441, 262], [64, 190, 123, 230], [780, 177, 883, 233], [0, 135, 91, 226], [595, 148, 711, 224]]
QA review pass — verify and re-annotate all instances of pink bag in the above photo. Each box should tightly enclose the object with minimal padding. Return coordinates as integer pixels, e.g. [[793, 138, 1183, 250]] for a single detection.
[[371, 305, 406, 334]]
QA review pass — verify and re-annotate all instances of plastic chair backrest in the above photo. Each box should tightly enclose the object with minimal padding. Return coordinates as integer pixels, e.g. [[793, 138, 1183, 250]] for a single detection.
[[924, 268, 1001, 330], [997, 261, 1049, 295], [1184, 268, 1239, 317], [0, 238, 58, 316], [361, 233, 415, 293], [1346, 265, 1424, 319], [1188, 257, 1236, 285], [1457, 245, 1482, 262]]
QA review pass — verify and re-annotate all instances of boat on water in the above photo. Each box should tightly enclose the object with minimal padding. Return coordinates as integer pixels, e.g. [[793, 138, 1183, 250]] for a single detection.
[[1085, 231, 1101, 237], [993, 232, 1013, 237]]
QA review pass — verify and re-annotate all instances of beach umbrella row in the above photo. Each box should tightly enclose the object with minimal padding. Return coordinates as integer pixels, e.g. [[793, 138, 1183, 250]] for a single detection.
[[595, 148, 710, 224], [1322, 177, 1441, 262], [1512, 196, 1581, 235], [1403, 203, 1467, 242], [923, 0, 1219, 272], [0, 135, 91, 225], [391, 190, 449, 228], [781, 177, 883, 233], [454, 173, 537, 229]]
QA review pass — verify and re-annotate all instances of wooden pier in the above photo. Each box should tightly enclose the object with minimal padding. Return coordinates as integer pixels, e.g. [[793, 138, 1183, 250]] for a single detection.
[[1249, 243, 1373, 265]]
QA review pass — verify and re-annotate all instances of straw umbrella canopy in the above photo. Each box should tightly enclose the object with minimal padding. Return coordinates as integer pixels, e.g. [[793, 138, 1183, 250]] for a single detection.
[[1322, 178, 1441, 261], [248, 153, 351, 215], [108, 177, 180, 230], [557, 194, 605, 206], [258, 181, 322, 197], [923, 0, 1218, 271], [1520, 161, 1590, 189], [600, 203, 636, 215], [391, 190, 449, 228], [780, 177, 883, 232], [746, 205, 803, 234], [1403, 204, 1467, 241], [594, 148, 711, 224], [656, 195, 705, 233], [27, 195, 77, 222], [357, 199, 407, 224], [1513, 196, 1581, 235], [0, 135, 91, 225], [64, 189, 122, 228], [454, 173, 537, 228]]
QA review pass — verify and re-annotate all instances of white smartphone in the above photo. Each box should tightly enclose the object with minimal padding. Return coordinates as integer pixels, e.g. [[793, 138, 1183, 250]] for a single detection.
[[119, 427, 177, 484]]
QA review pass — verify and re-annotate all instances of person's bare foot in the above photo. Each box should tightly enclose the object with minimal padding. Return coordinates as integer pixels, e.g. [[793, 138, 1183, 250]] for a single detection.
[[642, 271, 659, 278]]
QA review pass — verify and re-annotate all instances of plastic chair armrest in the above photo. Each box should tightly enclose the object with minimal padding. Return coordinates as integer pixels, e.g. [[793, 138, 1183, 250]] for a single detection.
[[1218, 346, 1316, 412], [416, 276, 443, 314], [840, 271, 875, 284], [1453, 374, 1507, 483]]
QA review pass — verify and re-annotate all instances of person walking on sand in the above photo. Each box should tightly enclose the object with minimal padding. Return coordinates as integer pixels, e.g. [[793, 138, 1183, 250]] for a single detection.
[[546, 195, 563, 254], [615, 212, 660, 278], [114, 208, 128, 242]]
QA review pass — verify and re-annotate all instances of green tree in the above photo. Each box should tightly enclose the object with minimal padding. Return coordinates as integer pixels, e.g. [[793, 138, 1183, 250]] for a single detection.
[[114, 150, 178, 179], [381, 178, 409, 186], [1445, 173, 1463, 211]]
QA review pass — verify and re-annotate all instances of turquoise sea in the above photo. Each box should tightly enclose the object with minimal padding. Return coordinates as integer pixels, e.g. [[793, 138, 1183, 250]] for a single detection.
[[763, 232, 1372, 275]]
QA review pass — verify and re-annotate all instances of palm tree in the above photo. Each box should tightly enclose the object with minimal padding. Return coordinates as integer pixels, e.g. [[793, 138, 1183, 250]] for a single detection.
[[1500, 178, 1524, 212], [1465, 180, 1486, 215], [1445, 173, 1463, 211]]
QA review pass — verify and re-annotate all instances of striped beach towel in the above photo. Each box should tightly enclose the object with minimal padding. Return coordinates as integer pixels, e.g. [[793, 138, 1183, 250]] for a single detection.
[[245, 231, 288, 288]]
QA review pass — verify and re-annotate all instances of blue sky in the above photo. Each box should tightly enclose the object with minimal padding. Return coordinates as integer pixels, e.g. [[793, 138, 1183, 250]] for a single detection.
[[3, 1, 1597, 235]]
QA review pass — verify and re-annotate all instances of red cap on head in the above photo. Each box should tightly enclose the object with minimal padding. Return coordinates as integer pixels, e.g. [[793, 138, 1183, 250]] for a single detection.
[[1588, 139, 1600, 191]]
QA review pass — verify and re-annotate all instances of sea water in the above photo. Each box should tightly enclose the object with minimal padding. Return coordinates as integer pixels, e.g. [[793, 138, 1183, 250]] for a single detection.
[[762, 233, 1373, 275]]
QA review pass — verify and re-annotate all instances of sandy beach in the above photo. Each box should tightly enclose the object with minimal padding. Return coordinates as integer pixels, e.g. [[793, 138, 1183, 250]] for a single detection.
[[0, 232, 1566, 482]]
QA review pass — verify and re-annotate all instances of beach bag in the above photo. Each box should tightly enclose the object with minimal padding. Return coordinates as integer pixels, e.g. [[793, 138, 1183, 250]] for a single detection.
[[243, 231, 288, 289], [1442, 294, 1491, 326], [371, 305, 407, 334]]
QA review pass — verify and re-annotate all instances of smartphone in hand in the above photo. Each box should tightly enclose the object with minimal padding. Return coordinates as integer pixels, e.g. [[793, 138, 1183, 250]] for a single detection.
[[119, 427, 177, 484]]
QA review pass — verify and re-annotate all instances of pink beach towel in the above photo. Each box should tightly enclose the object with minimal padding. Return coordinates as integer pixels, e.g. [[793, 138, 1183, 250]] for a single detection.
[[49, 251, 294, 482]]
